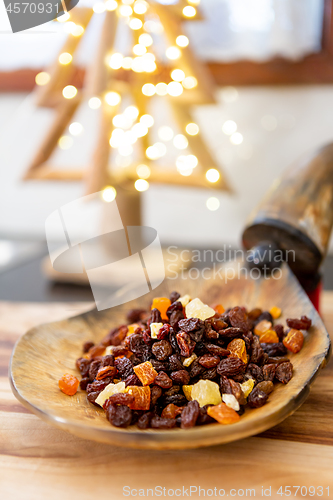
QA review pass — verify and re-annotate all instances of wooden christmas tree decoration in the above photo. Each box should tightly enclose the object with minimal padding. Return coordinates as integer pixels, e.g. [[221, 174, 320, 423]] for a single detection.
[[24, 0, 230, 225]]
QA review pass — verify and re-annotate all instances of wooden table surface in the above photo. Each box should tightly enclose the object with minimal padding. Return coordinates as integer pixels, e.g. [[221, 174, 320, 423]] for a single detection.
[[1, 297, 333, 500]]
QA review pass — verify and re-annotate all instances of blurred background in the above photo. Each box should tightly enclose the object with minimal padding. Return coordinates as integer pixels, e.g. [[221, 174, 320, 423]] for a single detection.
[[2, 0, 333, 300]]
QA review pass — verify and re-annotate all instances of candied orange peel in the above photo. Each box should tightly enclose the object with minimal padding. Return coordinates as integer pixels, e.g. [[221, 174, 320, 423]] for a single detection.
[[207, 402, 240, 425], [151, 297, 171, 320], [59, 373, 79, 396], [133, 361, 158, 385], [125, 385, 151, 410]]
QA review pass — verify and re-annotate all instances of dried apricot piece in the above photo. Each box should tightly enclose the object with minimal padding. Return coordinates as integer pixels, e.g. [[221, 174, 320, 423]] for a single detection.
[[161, 403, 181, 419], [207, 403, 240, 425], [254, 320, 272, 336], [59, 373, 79, 396], [214, 304, 225, 315], [151, 297, 171, 320], [259, 329, 279, 344], [125, 385, 151, 410], [283, 328, 304, 353], [227, 338, 247, 364], [270, 306, 281, 319], [126, 323, 140, 335], [133, 361, 158, 385]]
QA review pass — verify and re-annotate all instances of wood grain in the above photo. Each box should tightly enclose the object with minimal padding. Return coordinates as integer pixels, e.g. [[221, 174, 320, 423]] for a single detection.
[[1, 293, 333, 498]]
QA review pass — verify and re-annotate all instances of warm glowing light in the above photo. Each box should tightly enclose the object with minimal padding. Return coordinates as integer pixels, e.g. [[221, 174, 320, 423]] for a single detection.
[[71, 24, 84, 37], [183, 5, 196, 17], [119, 4, 132, 15], [221, 86, 238, 103], [144, 20, 163, 34], [206, 168, 220, 183], [59, 52, 72, 65], [155, 82, 168, 96], [93, 2, 106, 13], [107, 53, 123, 69], [58, 135, 73, 150], [154, 142, 167, 157], [102, 186, 117, 202], [136, 164, 151, 179], [69, 122, 83, 136], [186, 123, 199, 135], [158, 126, 174, 141], [176, 155, 197, 175], [143, 58, 156, 73], [129, 18, 143, 30], [146, 145, 160, 160], [139, 33, 153, 46], [63, 21, 75, 33], [135, 179, 149, 191], [176, 35, 189, 47], [132, 123, 148, 137], [140, 114, 154, 127], [105, 0, 118, 10], [122, 56, 133, 69], [206, 197, 220, 211], [222, 120, 237, 135], [166, 46, 181, 60], [142, 83, 155, 96], [182, 76, 197, 89], [230, 132, 243, 145], [89, 97, 101, 109], [187, 155, 198, 168], [134, 0, 148, 14], [173, 134, 188, 150], [109, 128, 124, 148], [171, 69, 185, 82], [188, 0, 200, 4], [133, 44, 146, 56], [62, 85, 77, 99], [112, 114, 132, 129], [105, 91, 121, 106], [118, 144, 133, 156], [57, 12, 70, 22], [124, 105, 139, 120], [167, 81, 183, 97], [35, 72, 50, 86]]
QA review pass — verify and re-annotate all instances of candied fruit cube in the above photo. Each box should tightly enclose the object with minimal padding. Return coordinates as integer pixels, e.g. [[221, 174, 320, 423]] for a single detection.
[[283, 328, 304, 353], [222, 393, 240, 411], [127, 323, 140, 335], [254, 319, 272, 336], [190, 379, 222, 407], [227, 338, 247, 364], [125, 385, 151, 410], [183, 353, 197, 367], [270, 306, 281, 319], [240, 378, 255, 398], [214, 304, 225, 315], [182, 385, 193, 401], [133, 361, 158, 385], [178, 294, 191, 307], [259, 329, 279, 344], [185, 298, 215, 321], [59, 373, 79, 396], [150, 322, 164, 339], [207, 403, 240, 425], [151, 297, 171, 320], [95, 381, 126, 407]]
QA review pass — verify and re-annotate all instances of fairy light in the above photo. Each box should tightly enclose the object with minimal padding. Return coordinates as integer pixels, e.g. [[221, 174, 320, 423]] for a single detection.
[[107, 53, 123, 69], [59, 52, 72, 65], [173, 134, 188, 150], [167, 82, 183, 97], [71, 25, 84, 37], [143, 58, 157, 73], [183, 5, 196, 17], [35, 72, 50, 86], [135, 179, 149, 191], [155, 82, 168, 96], [89, 97, 101, 109], [230, 132, 243, 145], [113, 114, 132, 129], [136, 164, 151, 179], [102, 186, 117, 202], [154, 142, 167, 157], [134, 0, 148, 14], [206, 197, 220, 211], [122, 57, 133, 69], [93, 2, 106, 13], [109, 128, 125, 147], [176, 157, 193, 176], [131, 57, 145, 73], [119, 4, 132, 16], [105, 91, 121, 106], [158, 126, 174, 141], [182, 76, 197, 89], [58, 135, 73, 149], [57, 12, 70, 22], [132, 123, 148, 137], [124, 105, 139, 120], [133, 44, 146, 56], [142, 83, 155, 96], [222, 120, 237, 135], [129, 18, 143, 30], [206, 168, 220, 183], [176, 35, 189, 47], [63, 21, 75, 33], [171, 69, 185, 82], [105, 0, 118, 10], [166, 46, 181, 60], [146, 145, 160, 160], [188, 0, 200, 4], [62, 85, 77, 99], [118, 144, 133, 156], [139, 34, 153, 47], [124, 130, 137, 144], [186, 123, 199, 135], [140, 114, 154, 127], [69, 122, 83, 136], [144, 20, 163, 34]]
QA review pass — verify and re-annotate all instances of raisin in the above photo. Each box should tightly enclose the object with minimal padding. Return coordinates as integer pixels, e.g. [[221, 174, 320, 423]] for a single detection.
[[246, 363, 263, 383], [88, 345, 105, 358], [255, 311, 273, 324], [86, 378, 112, 394], [150, 359, 168, 372], [170, 291, 181, 303], [80, 377, 90, 390], [108, 393, 135, 406], [178, 318, 205, 342], [77, 358, 91, 378], [266, 356, 289, 364], [87, 391, 100, 406], [127, 309, 146, 323], [256, 381, 274, 394], [164, 385, 180, 397], [283, 329, 304, 353], [115, 357, 134, 379], [161, 403, 180, 419], [155, 371, 173, 389], [261, 342, 287, 357], [189, 358, 205, 378], [89, 359, 101, 381], [211, 318, 228, 331], [181, 400, 200, 429], [137, 412, 153, 429], [205, 344, 230, 357], [262, 363, 275, 381], [219, 327, 244, 339], [169, 354, 183, 371], [169, 329, 180, 353], [201, 368, 217, 380], [275, 361, 293, 384], [106, 403, 132, 427], [247, 388, 269, 408], [111, 346, 128, 357], [176, 332, 196, 357], [142, 329, 153, 346], [286, 316, 312, 330], [220, 375, 232, 394], [242, 331, 253, 352], [274, 324, 285, 341], [217, 357, 245, 377], [204, 327, 219, 340], [100, 354, 115, 367], [248, 308, 262, 321], [166, 300, 183, 318], [152, 340, 173, 361], [229, 379, 246, 405], [170, 370, 190, 385], [250, 336, 265, 365], [195, 341, 208, 356], [128, 334, 146, 356], [96, 366, 117, 380], [151, 385, 163, 406], [197, 405, 215, 426], [151, 308, 162, 324], [83, 341, 94, 353], [124, 373, 142, 387], [229, 306, 250, 331], [169, 310, 185, 330], [163, 394, 187, 407], [199, 354, 220, 368], [157, 323, 170, 340], [151, 416, 177, 429], [102, 325, 128, 347]]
